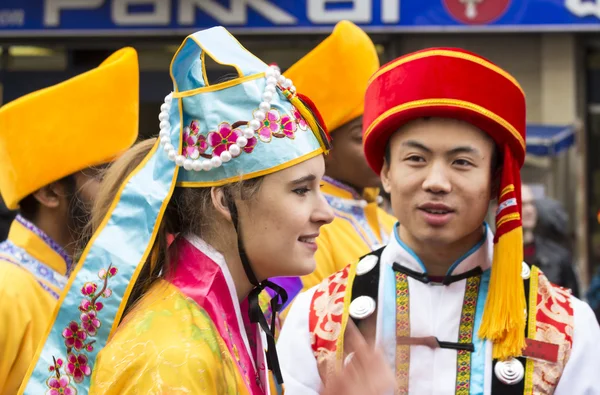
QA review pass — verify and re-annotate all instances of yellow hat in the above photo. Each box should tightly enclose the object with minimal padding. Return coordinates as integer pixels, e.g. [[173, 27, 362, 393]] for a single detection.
[[285, 20, 379, 132], [0, 48, 139, 210]]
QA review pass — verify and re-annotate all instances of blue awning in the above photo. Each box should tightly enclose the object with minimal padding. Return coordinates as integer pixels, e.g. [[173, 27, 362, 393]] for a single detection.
[[526, 124, 575, 157]]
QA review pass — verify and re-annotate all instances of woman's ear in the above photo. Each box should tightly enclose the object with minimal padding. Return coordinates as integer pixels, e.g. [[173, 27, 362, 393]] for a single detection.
[[210, 187, 232, 222]]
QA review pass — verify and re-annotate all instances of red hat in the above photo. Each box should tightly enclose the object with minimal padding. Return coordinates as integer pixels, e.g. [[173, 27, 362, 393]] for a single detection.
[[363, 48, 528, 360]]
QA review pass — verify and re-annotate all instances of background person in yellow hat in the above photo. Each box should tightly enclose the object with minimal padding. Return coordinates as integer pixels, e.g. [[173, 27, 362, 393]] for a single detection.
[[278, 47, 600, 394], [0, 47, 139, 394], [266, 21, 396, 319]]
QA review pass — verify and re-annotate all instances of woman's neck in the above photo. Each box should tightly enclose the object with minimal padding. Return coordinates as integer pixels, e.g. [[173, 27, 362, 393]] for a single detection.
[[220, 246, 255, 302]]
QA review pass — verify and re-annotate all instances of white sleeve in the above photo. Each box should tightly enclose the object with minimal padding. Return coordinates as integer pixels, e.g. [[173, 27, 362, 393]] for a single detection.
[[554, 296, 600, 395], [276, 286, 321, 395]]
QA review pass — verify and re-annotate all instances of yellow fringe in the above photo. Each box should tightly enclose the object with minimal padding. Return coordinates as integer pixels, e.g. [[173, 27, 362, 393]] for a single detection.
[[290, 95, 328, 151], [477, 226, 527, 360]]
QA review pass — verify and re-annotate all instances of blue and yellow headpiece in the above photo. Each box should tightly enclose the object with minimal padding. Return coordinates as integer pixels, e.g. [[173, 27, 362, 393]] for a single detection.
[[19, 27, 330, 395]]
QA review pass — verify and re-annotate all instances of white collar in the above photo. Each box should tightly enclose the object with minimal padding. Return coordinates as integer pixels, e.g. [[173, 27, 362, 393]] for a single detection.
[[381, 223, 493, 277]]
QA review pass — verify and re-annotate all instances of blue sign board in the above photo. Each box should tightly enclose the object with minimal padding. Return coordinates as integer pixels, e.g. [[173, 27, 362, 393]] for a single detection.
[[0, 0, 598, 36]]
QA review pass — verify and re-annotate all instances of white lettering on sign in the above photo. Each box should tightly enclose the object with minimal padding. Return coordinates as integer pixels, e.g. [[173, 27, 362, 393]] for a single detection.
[[113, 0, 170, 25], [0, 9, 25, 27], [44, 0, 400, 28], [178, 0, 297, 25], [307, 0, 400, 24], [308, 0, 371, 23], [565, 0, 600, 19], [44, 0, 104, 27]]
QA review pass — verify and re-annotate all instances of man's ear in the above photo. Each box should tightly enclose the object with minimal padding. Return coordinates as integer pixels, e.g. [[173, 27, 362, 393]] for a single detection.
[[210, 187, 232, 222], [31, 181, 68, 209], [380, 159, 392, 194]]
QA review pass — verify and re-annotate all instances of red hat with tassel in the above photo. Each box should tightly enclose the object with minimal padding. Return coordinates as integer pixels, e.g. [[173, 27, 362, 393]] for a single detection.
[[363, 47, 527, 360]]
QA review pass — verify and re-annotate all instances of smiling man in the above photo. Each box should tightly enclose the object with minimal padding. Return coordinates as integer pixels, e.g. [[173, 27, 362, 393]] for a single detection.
[[277, 48, 600, 394]]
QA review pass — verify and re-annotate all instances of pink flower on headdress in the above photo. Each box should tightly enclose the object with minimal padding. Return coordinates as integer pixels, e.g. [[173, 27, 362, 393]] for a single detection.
[[244, 137, 258, 154], [65, 353, 91, 383], [208, 122, 242, 157], [189, 120, 200, 134], [183, 126, 208, 159], [80, 310, 101, 335], [257, 109, 281, 142], [279, 115, 297, 139], [292, 108, 308, 131], [46, 375, 76, 395], [62, 321, 87, 350]]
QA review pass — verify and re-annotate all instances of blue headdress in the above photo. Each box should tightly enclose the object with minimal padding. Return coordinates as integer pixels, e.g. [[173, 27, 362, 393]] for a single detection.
[[20, 26, 330, 394]]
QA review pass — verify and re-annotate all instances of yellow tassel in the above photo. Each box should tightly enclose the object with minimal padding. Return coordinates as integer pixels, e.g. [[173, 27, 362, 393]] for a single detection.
[[477, 225, 527, 360], [289, 95, 328, 152]]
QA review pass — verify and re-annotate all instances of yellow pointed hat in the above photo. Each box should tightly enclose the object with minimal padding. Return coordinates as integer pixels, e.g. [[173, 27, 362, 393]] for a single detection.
[[285, 20, 379, 132], [0, 47, 139, 210]]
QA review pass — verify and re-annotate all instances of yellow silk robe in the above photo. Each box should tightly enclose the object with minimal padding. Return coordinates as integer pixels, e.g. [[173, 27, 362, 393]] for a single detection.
[[90, 280, 250, 394], [0, 218, 71, 394], [90, 235, 273, 395]]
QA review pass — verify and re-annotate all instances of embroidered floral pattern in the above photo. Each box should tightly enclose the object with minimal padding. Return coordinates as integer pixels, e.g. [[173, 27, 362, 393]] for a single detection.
[[46, 376, 76, 395], [183, 121, 209, 160], [292, 108, 308, 131], [180, 104, 311, 162], [47, 265, 118, 392], [243, 136, 258, 154], [62, 322, 87, 351], [529, 268, 575, 394], [208, 123, 243, 157], [46, 358, 77, 395], [65, 353, 91, 383], [257, 110, 281, 142], [273, 114, 297, 139]]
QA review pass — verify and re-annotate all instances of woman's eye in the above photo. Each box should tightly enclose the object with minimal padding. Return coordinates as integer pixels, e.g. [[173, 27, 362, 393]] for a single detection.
[[293, 187, 311, 196]]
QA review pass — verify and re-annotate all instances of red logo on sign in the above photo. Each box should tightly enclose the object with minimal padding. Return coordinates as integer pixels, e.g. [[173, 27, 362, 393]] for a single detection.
[[443, 0, 511, 25]]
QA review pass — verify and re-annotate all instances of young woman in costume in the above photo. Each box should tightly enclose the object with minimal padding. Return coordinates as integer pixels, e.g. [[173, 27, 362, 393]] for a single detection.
[[18, 27, 393, 395]]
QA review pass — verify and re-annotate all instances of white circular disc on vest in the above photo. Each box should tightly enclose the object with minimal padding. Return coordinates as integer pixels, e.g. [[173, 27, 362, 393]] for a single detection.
[[494, 358, 524, 385], [521, 262, 531, 280], [356, 255, 379, 276], [349, 296, 376, 320]]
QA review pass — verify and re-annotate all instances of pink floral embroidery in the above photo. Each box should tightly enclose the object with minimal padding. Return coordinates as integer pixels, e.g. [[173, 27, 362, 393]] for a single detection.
[[62, 322, 87, 351], [292, 108, 308, 131], [81, 310, 101, 336], [80, 283, 96, 296], [46, 376, 76, 395], [48, 265, 118, 392], [244, 137, 258, 154], [207, 122, 243, 157], [65, 353, 91, 383], [277, 115, 297, 139], [46, 358, 76, 395], [182, 122, 208, 159], [257, 109, 281, 142]]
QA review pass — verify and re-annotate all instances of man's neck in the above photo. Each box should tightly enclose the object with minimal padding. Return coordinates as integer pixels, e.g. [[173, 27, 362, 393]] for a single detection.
[[32, 213, 75, 258], [398, 225, 485, 277]]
